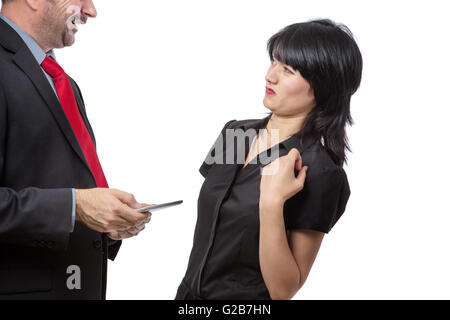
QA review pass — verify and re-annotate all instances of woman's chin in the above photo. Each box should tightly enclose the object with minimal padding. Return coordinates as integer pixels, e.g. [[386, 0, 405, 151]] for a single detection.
[[263, 100, 276, 113]]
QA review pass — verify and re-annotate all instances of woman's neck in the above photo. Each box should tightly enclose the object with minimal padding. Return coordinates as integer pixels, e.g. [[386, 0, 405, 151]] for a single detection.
[[266, 113, 307, 142]]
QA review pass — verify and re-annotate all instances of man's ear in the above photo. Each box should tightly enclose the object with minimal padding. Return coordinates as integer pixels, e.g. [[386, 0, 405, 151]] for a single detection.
[[24, 0, 40, 11]]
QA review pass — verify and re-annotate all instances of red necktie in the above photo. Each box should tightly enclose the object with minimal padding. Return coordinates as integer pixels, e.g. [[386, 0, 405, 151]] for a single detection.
[[41, 56, 109, 188]]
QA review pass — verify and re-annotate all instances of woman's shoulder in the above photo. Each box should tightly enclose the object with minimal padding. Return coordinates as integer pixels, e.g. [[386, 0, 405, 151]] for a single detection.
[[301, 140, 348, 182], [284, 139, 351, 233]]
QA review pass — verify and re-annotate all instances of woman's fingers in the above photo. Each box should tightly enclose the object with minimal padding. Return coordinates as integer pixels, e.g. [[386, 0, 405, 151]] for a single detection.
[[296, 166, 308, 190], [287, 148, 307, 191], [287, 148, 303, 172]]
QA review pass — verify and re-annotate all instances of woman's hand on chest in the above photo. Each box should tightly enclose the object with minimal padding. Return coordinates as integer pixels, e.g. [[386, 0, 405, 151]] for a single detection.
[[259, 148, 308, 211]]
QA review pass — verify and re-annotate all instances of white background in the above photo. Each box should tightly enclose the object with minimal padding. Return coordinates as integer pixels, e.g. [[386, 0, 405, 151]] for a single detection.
[[4, 0, 450, 299]]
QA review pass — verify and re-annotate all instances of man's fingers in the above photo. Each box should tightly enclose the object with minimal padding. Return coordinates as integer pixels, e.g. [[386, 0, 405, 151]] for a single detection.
[[122, 225, 145, 238], [110, 189, 140, 209], [107, 221, 148, 240], [114, 230, 134, 240], [136, 213, 152, 227], [86, 213, 129, 233], [134, 220, 148, 230], [106, 215, 135, 232], [118, 231, 132, 239], [107, 231, 121, 240], [136, 203, 155, 215], [107, 190, 152, 229], [116, 202, 149, 225], [139, 203, 154, 209]]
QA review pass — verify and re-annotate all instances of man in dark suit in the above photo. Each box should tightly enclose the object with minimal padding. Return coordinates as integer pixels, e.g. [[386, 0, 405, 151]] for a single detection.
[[0, 0, 151, 299]]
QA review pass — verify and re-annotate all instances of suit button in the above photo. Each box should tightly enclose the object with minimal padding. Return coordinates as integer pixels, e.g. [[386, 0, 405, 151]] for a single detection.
[[93, 239, 102, 249], [47, 241, 54, 249]]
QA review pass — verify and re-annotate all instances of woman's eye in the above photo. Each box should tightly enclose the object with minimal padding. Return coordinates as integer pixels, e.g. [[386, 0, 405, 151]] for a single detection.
[[284, 67, 294, 74]]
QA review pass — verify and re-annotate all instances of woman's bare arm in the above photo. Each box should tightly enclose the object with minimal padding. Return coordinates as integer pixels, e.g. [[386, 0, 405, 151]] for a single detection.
[[259, 200, 324, 299], [259, 148, 324, 299]]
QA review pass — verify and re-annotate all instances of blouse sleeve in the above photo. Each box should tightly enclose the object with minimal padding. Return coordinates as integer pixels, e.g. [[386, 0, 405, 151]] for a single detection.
[[199, 119, 236, 178], [284, 166, 351, 233]]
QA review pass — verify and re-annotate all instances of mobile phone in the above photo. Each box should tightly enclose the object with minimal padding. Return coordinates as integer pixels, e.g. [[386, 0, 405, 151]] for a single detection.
[[137, 200, 183, 213]]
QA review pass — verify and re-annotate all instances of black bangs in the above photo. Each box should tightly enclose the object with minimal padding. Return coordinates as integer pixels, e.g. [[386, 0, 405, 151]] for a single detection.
[[267, 23, 313, 79]]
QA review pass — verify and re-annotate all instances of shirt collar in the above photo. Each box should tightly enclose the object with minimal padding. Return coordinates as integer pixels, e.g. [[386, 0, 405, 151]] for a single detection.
[[236, 114, 272, 132], [282, 130, 321, 154], [0, 14, 56, 65], [235, 113, 320, 154]]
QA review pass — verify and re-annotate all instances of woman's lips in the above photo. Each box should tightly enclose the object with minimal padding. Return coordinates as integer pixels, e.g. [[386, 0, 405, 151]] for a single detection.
[[266, 87, 275, 95]]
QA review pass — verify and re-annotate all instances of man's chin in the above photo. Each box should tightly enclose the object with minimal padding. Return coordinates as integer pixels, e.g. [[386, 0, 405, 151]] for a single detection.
[[62, 33, 76, 47], [59, 26, 78, 45]]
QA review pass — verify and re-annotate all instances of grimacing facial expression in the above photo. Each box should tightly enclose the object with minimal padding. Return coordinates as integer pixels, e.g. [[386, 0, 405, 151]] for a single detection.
[[40, 0, 97, 48], [263, 58, 316, 117]]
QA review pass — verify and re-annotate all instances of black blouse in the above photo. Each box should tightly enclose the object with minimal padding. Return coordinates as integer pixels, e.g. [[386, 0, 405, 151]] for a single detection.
[[176, 115, 350, 300]]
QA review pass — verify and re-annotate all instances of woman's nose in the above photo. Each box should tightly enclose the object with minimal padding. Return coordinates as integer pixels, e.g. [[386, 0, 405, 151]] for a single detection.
[[265, 65, 277, 84]]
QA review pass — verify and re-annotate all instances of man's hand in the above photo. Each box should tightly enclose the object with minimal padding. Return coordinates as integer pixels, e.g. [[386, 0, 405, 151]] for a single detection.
[[107, 212, 152, 240], [75, 188, 151, 234]]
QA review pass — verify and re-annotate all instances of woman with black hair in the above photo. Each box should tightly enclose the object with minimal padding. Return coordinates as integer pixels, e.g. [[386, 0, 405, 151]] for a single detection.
[[176, 19, 363, 300]]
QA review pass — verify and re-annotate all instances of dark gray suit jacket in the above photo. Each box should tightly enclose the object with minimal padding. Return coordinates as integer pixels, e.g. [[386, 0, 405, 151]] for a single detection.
[[0, 18, 120, 299]]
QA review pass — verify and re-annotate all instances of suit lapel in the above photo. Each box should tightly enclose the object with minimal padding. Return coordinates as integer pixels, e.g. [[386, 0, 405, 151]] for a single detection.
[[0, 18, 99, 182], [69, 77, 96, 147], [13, 46, 93, 174]]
